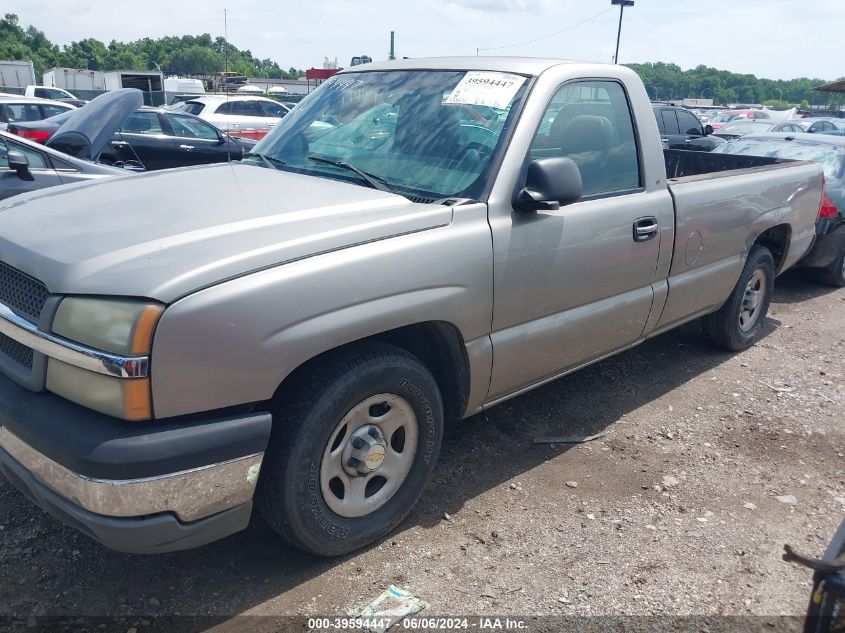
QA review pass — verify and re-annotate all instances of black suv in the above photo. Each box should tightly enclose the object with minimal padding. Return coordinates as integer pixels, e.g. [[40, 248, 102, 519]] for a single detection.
[[653, 105, 725, 151]]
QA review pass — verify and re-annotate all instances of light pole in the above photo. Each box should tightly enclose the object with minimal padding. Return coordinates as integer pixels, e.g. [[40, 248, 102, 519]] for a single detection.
[[612, 0, 635, 64]]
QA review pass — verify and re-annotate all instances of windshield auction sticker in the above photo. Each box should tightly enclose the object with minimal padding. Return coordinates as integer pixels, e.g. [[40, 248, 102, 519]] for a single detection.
[[445, 71, 526, 109]]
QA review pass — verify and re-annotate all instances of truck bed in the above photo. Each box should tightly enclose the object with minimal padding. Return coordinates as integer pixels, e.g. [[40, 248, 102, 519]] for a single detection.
[[664, 148, 789, 179], [655, 154, 823, 333]]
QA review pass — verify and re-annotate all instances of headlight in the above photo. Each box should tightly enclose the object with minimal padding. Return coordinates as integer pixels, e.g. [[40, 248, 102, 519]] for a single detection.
[[48, 298, 163, 421], [52, 298, 162, 355]]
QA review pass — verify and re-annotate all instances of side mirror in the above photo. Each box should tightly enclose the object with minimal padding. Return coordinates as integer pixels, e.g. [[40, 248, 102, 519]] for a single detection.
[[515, 157, 582, 213], [7, 150, 30, 176], [704, 124, 714, 135]]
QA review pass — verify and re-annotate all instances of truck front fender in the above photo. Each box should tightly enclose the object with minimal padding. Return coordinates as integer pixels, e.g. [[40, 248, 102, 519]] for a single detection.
[[150, 204, 494, 419]]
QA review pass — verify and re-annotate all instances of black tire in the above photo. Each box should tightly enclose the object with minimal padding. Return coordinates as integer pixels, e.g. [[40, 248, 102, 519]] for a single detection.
[[256, 341, 443, 556], [703, 245, 775, 351], [815, 244, 845, 287]]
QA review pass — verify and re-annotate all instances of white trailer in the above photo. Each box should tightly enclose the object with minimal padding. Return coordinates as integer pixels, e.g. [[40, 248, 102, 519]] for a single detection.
[[164, 77, 205, 104], [102, 71, 163, 92], [0, 60, 36, 89], [43, 68, 106, 91]]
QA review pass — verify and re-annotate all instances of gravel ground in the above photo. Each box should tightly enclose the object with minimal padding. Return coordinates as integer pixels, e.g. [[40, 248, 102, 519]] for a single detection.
[[0, 268, 842, 632]]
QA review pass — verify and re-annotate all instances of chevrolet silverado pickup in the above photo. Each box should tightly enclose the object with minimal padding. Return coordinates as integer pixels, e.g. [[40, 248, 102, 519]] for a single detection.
[[0, 58, 824, 556]]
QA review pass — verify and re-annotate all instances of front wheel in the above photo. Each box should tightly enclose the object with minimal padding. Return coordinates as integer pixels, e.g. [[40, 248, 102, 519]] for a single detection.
[[703, 245, 775, 351], [256, 342, 443, 556]]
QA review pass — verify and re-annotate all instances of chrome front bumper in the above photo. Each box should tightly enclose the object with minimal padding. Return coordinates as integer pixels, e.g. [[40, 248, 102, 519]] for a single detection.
[[0, 426, 263, 523]]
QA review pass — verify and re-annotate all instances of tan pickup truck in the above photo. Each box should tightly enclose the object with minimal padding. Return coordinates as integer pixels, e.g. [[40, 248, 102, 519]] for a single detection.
[[0, 57, 824, 556]]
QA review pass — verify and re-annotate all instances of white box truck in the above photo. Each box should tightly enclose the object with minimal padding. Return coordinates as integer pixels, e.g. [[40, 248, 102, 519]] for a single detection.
[[0, 60, 36, 90], [43, 68, 106, 91]]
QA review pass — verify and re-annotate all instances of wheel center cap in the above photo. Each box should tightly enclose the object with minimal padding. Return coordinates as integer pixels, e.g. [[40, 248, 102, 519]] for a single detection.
[[343, 425, 387, 475], [364, 445, 385, 470]]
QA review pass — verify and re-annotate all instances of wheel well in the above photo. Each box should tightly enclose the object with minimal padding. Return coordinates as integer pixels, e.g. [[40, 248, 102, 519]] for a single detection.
[[754, 224, 790, 273], [272, 322, 471, 421]]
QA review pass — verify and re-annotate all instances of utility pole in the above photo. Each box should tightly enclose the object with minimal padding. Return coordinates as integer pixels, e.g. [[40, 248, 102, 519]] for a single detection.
[[611, 0, 634, 64]]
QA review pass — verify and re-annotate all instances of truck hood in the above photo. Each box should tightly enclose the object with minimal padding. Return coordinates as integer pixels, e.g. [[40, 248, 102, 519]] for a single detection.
[[0, 163, 453, 302]]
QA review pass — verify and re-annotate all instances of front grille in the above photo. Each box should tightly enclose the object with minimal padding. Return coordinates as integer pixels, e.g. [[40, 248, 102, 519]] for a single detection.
[[0, 261, 48, 321], [0, 331, 33, 369]]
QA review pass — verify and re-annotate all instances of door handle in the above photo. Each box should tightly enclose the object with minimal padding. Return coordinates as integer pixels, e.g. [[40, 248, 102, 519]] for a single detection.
[[179, 144, 194, 151], [661, 138, 669, 143], [684, 139, 693, 143], [112, 140, 129, 147], [633, 217, 658, 242]]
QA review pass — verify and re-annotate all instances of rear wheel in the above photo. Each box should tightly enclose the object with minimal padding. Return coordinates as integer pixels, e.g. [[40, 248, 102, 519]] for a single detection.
[[703, 245, 775, 351], [256, 342, 443, 556], [815, 244, 845, 287]]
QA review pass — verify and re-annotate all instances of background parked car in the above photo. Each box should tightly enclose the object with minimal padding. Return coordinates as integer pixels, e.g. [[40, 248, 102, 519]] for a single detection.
[[8, 106, 256, 171], [713, 133, 845, 285], [0, 97, 75, 131], [23, 85, 79, 101], [796, 118, 845, 135], [653, 105, 725, 151], [708, 109, 770, 130], [169, 95, 290, 141], [0, 89, 140, 200], [0, 130, 129, 201], [713, 119, 805, 140]]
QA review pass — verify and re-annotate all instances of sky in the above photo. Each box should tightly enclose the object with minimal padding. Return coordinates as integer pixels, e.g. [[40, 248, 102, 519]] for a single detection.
[[7, 0, 844, 81]]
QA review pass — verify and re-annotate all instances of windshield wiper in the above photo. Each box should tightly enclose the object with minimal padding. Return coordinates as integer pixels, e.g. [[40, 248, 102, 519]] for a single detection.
[[307, 155, 395, 194], [245, 152, 286, 169]]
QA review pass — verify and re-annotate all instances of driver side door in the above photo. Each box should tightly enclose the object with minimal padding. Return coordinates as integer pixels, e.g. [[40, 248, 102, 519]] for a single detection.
[[487, 80, 671, 402]]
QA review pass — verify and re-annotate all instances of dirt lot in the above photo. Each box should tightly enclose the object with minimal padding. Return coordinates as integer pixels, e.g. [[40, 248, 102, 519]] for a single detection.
[[1, 269, 843, 632]]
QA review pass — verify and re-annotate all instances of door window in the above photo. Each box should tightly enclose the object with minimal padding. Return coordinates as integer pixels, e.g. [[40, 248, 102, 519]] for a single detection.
[[2, 103, 43, 123], [0, 137, 48, 169], [257, 101, 287, 118], [660, 110, 681, 135], [182, 102, 206, 115], [530, 80, 641, 196], [41, 104, 70, 118], [166, 114, 220, 140], [231, 101, 263, 116], [119, 111, 163, 134], [677, 110, 702, 135], [654, 109, 665, 134]]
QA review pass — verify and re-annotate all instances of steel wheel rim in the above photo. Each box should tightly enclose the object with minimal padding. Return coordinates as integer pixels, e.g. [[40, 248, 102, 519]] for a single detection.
[[320, 393, 418, 518], [739, 268, 766, 332]]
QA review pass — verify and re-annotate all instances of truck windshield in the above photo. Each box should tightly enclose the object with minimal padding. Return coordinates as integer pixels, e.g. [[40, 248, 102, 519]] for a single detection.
[[250, 69, 528, 201]]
